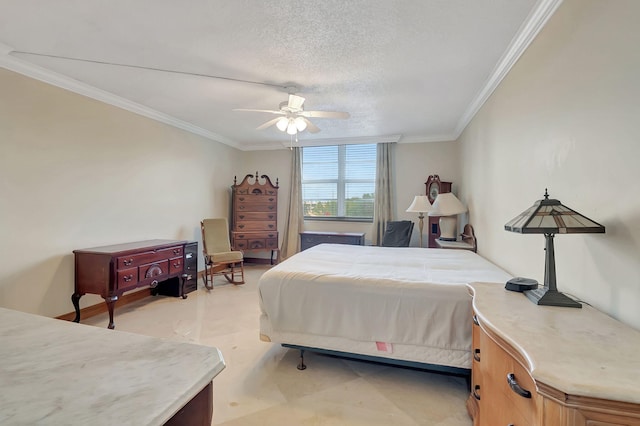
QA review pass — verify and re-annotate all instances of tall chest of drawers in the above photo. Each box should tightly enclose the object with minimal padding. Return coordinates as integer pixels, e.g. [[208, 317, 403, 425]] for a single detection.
[[231, 173, 280, 264]]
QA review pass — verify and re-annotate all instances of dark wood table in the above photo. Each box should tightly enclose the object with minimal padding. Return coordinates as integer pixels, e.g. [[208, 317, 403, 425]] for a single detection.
[[72, 239, 192, 329]]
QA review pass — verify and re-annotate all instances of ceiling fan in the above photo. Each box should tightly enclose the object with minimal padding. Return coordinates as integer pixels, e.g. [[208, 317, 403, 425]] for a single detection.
[[233, 94, 350, 135]]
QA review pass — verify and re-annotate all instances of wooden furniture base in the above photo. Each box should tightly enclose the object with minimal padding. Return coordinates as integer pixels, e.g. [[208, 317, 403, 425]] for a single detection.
[[164, 381, 213, 426], [73, 239, 194, 329]]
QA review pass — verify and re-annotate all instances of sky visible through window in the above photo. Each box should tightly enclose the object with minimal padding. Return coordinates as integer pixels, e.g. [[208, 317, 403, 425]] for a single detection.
[[302, 144, 376, 218]]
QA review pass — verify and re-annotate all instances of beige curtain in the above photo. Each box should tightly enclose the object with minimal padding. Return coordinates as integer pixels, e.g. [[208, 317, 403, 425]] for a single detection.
[[281, 147, 304, 259], [372, 143, 395, 245]]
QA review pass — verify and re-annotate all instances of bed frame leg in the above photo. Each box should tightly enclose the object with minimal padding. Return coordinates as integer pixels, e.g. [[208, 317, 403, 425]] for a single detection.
[[297, 349, 307, 370]]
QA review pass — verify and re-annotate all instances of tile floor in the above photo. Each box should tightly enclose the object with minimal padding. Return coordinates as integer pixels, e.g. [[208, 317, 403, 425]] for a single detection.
[[83, 265, 472, 425]]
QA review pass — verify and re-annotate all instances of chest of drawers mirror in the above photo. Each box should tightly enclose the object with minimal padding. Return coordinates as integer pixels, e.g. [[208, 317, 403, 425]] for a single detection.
[[72, 239, 194, 329], [231, 172, 280, 264], [467, 282, 640, 425]]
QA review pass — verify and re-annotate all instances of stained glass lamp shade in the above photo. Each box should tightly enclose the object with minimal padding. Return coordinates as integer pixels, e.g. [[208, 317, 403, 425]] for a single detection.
[[504, 189, 605, 308]]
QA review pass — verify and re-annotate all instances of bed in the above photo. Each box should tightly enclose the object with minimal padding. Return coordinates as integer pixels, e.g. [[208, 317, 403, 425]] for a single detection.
[[258, 230, 512, 374]]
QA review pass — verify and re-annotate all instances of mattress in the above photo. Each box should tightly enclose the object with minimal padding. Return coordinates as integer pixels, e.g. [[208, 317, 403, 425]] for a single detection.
[[258, 244, 512, 369]]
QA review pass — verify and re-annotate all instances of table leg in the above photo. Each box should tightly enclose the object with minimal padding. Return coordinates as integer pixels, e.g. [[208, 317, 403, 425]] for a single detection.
[[71, 292, 83, 323], [104, 295, 118, 329], [181, 274, 188, 299]]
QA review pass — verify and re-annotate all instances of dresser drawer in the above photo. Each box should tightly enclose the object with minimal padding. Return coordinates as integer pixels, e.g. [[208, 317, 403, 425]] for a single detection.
[[233, 239, 248, 250], [236, 221, 277, 231], [235, 201, 277, 212], [480, 328, 538, 423], [117, 246, 183, 268], [169, 256, 183, 274], [139, 260, 169, 282], [235, 195, 277, 203], [117, 267, 138, 289], [248, 239, 266, 249], [235, 212, 277, 222], [265, 238, 278, 249]]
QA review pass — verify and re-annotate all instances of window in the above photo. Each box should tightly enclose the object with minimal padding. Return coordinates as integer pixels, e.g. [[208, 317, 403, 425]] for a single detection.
[[302, 144, 376, 220]]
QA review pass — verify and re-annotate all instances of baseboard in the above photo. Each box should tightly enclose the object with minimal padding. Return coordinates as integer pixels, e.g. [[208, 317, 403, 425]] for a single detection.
[[243, 257, 275, 265], [56, 288, 153, 321], [57, 271, 205, 322]]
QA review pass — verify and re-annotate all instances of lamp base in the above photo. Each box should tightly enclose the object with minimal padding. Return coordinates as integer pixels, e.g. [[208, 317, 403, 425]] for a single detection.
[[523, 287, 582, 308]]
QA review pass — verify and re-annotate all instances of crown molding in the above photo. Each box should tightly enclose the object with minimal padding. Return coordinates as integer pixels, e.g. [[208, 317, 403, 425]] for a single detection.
[[454, 0, 564, 138], [400, 134, 457, 144], [0, 47, 240, 149], [1, 0, 562, 151]]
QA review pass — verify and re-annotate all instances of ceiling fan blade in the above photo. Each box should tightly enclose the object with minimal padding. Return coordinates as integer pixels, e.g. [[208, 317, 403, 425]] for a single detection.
[[256, 117, 282, 130], [300, 110, 350, 119], [233, 108, 285, 115], [288, 94, 305, 110], [303, 118, 321, 133]]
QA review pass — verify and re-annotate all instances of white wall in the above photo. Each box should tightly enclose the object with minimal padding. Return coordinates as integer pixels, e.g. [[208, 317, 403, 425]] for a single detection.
[[459, 0, 640, 329], [0, 68, 242, 317]]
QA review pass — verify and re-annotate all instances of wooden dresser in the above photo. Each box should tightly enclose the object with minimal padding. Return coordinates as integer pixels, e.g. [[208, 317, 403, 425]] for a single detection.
[[231, 172, 280, 264], [72, 239, 192, 329], [467, 282, 640, 425]]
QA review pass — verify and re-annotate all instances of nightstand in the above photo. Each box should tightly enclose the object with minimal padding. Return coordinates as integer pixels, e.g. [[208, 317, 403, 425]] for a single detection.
[[434, 224, 477, 252], [435, 239, 474, 251]]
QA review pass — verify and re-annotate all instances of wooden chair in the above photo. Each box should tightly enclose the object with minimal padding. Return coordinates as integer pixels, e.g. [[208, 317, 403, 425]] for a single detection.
[[201, 218, 245, 289]]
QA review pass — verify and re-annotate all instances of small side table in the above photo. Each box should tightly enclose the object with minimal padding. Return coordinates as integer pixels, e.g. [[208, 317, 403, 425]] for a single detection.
[[435, 239, 475, 251], [434, 224, 477, 252]]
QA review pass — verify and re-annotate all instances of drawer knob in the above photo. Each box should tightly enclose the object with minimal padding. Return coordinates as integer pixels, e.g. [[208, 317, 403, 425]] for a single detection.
[[472, 385, 481, 401], [268, 206, 274, 210], [507, 373, 531, 398], [123, 274, 133, 282], [239, 197, 245, 201], [473, 348, 481, 362], [123, 259, 133, 266], [173, 249, 180, 254]]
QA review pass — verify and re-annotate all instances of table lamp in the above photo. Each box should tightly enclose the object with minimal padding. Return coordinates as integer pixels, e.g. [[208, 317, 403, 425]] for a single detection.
[[504, 189, 605, 308], [406, 195, 432, 247], [428, 193, 467, 241]]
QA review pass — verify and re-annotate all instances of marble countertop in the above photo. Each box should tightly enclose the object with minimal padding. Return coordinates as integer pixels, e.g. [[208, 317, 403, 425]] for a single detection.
[[469, 283, 640, 405], [0, 307, 225, 425]]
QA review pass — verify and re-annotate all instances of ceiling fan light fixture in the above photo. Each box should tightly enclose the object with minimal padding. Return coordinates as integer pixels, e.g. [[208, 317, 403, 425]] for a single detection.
[[276, 117, 289, 132], [286, 120, 297, 135], [295, 117, 307, 132]]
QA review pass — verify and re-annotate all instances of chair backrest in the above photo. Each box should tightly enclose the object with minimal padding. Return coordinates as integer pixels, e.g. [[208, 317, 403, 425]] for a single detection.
[[201, 218, 232, 255], [381, 220, 414, 247]]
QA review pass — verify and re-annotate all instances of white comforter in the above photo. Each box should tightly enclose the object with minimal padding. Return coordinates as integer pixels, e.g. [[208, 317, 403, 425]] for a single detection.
[[258, 244, 512, 351]]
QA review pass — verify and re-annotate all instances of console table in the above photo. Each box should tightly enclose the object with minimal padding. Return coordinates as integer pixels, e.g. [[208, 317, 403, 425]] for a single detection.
[[467, 282, 640, 425], [300, 231, 366, 251], [0, 307, 225, 425], [72, 239, 193, 329]]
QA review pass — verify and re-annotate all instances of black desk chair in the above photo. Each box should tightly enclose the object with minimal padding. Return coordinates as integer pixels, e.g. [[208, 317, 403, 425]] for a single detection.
[[381, 220, 414, 247]]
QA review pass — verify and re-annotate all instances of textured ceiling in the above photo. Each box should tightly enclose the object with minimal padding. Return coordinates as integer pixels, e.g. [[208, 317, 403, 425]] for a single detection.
[[0, 1, 559, 150]]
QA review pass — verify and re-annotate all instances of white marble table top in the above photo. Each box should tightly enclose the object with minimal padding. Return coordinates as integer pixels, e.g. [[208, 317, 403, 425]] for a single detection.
[[469, 282, 640, 404], [0, 307, 225, 425]]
